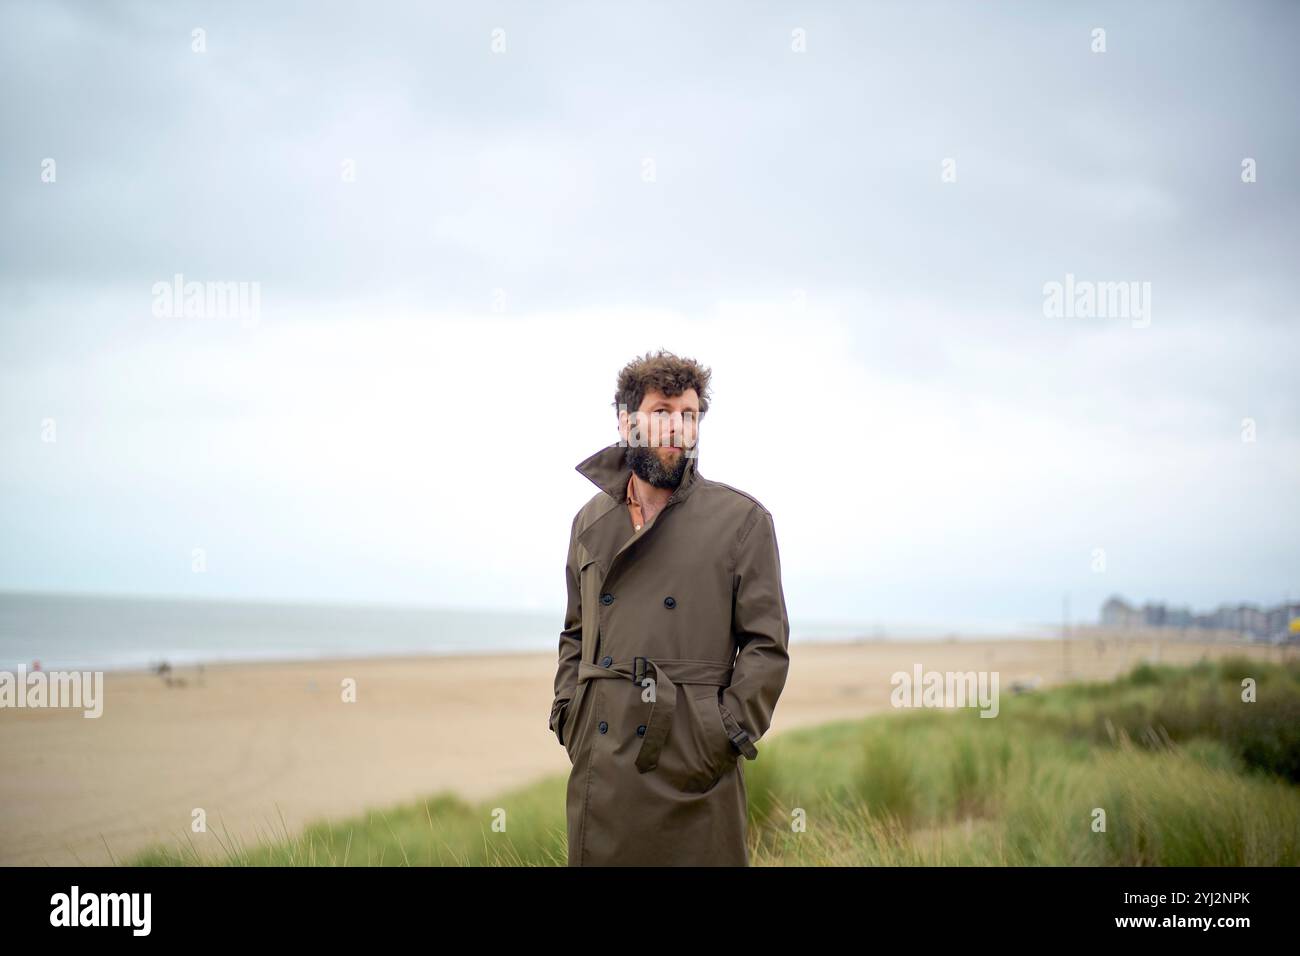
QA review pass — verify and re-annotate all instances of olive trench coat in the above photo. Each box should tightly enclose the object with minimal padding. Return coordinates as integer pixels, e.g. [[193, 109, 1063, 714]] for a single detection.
[[548, 442, 791, 866]]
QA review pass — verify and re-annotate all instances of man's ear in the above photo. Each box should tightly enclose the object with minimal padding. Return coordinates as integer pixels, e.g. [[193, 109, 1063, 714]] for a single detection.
[[617, 407, 629, 443]]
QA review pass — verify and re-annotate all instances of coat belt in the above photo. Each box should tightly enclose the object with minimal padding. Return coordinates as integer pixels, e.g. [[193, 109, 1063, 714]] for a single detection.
[[576, 657, 733, 774]]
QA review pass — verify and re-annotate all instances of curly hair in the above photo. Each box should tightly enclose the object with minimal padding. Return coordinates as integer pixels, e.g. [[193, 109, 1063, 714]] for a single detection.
[[612, 349, 712, 418]]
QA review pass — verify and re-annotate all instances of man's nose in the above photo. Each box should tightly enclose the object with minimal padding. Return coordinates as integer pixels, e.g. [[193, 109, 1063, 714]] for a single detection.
[[668, 417, 683, 444]]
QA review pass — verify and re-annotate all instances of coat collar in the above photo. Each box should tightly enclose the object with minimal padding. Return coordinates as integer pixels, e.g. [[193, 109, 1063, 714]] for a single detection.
[[573, 442, 704, 585], [574, 441, 703, 506]]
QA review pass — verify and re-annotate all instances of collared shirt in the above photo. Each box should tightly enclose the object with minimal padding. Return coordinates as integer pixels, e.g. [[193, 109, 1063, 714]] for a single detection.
[[626, 472, 644, 531]]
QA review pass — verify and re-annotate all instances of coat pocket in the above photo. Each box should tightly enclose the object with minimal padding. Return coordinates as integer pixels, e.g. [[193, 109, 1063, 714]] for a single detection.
[[654, 686, 736, 793], [561, 682, 591, 765]]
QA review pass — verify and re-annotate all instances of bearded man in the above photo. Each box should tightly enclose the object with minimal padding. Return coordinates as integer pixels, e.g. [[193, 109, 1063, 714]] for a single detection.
[[548, 349, 791, 866]]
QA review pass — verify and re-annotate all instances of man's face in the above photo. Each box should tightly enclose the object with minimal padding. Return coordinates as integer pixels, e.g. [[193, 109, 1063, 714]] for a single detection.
[[619, 387, 701, 489]]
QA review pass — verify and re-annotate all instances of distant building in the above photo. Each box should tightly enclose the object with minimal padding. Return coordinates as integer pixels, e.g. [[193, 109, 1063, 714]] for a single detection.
[[1099, 595, 1300, 644], [1101, 596, 1142, 628]]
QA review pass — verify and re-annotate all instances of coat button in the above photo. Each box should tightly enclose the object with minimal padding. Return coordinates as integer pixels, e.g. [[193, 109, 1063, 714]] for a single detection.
[[663, 596, 676, 609], [636, 724, 646, 736], [598, 720, 608, 734], [601, 655, 613, 667], [600, 592, 614, 606]]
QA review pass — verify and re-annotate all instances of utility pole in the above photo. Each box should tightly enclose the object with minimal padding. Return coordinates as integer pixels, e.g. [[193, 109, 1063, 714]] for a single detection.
[[1062, 593, 1072, 681]]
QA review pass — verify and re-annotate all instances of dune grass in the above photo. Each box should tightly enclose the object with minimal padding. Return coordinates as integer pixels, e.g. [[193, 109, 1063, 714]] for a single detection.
[[129, 653, 1300, 866]]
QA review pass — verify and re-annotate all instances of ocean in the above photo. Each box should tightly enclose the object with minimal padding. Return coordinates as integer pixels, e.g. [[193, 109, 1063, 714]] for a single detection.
[[0, 592, 562, 672], [0, 592, 1055, 672]]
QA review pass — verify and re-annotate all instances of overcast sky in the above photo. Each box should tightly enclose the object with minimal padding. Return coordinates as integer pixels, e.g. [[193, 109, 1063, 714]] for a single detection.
[[1, 0, 1297, 632]]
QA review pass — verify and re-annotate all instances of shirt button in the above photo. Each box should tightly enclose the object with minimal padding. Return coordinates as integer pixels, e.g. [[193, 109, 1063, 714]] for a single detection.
[[636, 724, 646, 736], [601, 655, 613, 667], [598, 721, 609, 734], [600, 593, 614, 605], [663, 596, 676, 609]]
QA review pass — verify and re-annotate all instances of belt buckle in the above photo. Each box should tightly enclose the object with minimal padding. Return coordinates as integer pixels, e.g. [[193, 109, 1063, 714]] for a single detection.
[[632, 656, 648, 685]]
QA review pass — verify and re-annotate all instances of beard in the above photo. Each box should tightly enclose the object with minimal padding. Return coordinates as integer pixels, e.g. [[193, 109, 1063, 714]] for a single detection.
[[624, 443, 689, 489]]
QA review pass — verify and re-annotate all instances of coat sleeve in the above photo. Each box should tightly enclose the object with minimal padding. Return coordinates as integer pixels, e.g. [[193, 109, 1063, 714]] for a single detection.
[[548, 512, 583, 747], [720, 504, 791, 760]]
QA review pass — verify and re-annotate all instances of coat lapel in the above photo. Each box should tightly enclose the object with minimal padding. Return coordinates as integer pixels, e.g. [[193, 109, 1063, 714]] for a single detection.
[[573, 442, 702, 584]]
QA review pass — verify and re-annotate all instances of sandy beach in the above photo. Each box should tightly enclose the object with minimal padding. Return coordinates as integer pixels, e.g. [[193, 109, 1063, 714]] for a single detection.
[[0, 633, 1288, 866]]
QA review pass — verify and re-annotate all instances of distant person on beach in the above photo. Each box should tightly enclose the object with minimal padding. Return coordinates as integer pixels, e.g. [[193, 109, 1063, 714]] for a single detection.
[[549, 349, 791, 866]]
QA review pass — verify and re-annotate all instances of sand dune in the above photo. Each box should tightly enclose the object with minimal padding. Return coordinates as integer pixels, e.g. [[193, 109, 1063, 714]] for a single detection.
[[0, 633, 1287, 866]]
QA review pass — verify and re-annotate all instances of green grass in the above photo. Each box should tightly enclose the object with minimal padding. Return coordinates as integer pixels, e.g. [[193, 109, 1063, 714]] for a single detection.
[[129, 655, 1300, 866]]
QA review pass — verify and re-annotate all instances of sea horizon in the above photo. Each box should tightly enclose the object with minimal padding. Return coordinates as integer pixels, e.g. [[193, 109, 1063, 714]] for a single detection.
[[0, 589, 1065, 673]]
